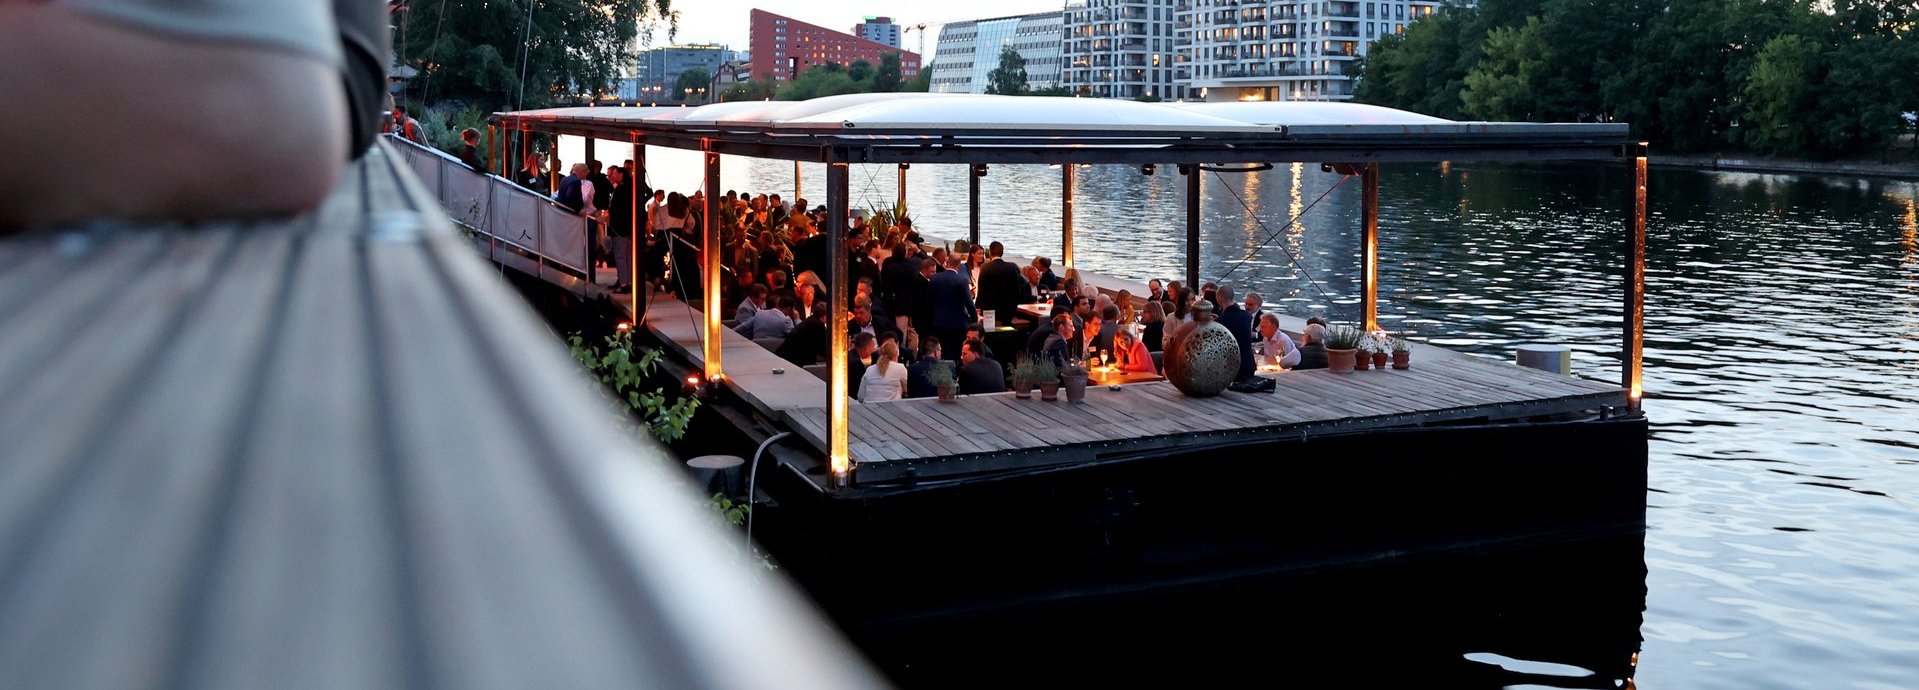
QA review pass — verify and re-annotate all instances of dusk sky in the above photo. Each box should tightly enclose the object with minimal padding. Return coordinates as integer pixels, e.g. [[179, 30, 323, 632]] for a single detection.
[[655, 0, 1064, 60]]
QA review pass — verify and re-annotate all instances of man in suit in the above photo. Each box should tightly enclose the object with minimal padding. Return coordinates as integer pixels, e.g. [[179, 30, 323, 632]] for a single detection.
[[1031, 257, 1060, 292], [605, 165, 635, 291], [908, 256, 937, 338], [958, 338, 1006, 394], [1214, 284, 1256, 382], [928, 253, 976, 361], [851, 239, 882, 299], [880, 243, 919, 334], [905, 339, 944, 399], [774, 300, 830, 365], [845, 332, 877, 397], [975, 241, 1026, 329]]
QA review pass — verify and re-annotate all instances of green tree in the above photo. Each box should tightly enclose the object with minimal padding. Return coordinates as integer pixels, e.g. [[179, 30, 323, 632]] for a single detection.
[[1354, 6, 1476, 118], [675, 67, 711, 104], [1461, 17, 1551, 120], [722, 76, 780, 101], [846, 59, 875, 84], [776, 64, 867, 100], [984, 46, 1030, 95], [1743, 34, 1821, 155], [400, 0, 678, 110], [874, 53, 904, 92], [1029, 85, 1074, 97]]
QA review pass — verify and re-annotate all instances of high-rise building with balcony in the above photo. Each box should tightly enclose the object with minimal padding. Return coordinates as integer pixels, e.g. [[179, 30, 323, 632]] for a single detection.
[[928, 11, 1065, 94], [1061, 0, 1181, 100], [1176, 0, 1442, 101]]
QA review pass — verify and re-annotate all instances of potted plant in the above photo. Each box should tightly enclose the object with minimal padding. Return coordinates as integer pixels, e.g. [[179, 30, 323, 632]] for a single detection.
[[1353, 335, 1373, 371], [1391, 336, 1412, 370], [1368, 330, 1391, 369], [1059, 360, 1090, 404], [1011, 355, 1041, 399], [1322, 324, 1363, 374], [1032, 358, 1061, 401], [927, 360, 959, 402]]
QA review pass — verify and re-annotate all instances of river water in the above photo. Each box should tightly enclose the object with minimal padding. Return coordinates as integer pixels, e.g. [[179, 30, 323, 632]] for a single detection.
[[575, 138, 1919, 689]]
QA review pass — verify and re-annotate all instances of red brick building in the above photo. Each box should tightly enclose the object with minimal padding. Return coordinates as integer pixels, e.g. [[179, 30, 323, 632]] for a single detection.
[[749, 9, 921, 83]]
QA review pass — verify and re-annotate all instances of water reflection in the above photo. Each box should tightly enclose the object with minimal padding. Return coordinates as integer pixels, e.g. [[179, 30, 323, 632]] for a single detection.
[[866, 536, 1647, 689]]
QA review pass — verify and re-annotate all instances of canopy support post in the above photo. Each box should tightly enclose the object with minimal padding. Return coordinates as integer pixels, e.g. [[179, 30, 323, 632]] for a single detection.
[[702, 147, 723, 384], [827, 159, 853, 484], [585, 138, 597, 286], [1625, 143, 1648, 411], [896, 163, 908, 213], [1183, 165, 1200, 290], [631, 136, 643, 312], [1361, 162, 1380, 332], [1062, 164, 1075, 268], [968, 165, 983, 246]]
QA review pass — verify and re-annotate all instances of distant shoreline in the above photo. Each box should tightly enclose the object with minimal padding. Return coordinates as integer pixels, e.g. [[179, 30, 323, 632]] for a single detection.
[[1649, 154, 1919, 181]]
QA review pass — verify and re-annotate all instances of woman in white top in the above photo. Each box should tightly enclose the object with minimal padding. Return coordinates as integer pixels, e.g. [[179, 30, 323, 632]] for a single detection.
[[858, 341, 907, 403]]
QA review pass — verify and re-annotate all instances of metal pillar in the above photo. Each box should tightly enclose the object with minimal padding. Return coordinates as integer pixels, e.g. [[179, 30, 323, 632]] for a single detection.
[[1183, 165, 1200, 289], [1625, 143, 1648, 410], [896, 163, 908, 212], [631, 136, 643, 311], [703, 149, 723, 383], [1061, 164, 1076, 268], [794, 160, 802, 201], [826, 161, 852, 481], [968, 164, 984, 246], [547, 143, 559, 195], [585, 138, 597, 285], [1361, 162, 1380, 332]]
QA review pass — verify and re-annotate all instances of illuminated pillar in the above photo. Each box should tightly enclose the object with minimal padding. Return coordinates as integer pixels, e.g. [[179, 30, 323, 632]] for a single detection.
[[703, 147, 723, 383], [826, 160, 852, 481], [1361, 162, 1380, 332], [631, 135, 643, 311], [1061, 164, 1075, 268], [1183, 164, 1200, 289], [794, 160, 802, 201], [1625, 143, 1647, 410], [547, 142, 560, 195]]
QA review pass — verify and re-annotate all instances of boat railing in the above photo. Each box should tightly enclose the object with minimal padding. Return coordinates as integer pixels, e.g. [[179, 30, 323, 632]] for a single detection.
[[388, 134, 594, 281]]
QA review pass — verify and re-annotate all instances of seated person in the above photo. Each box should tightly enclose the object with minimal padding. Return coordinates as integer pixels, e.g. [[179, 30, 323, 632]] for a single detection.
[[905, 339, 944, 398], [3, 0, 390, 228], [846, 332, 877, 395], [965, 323, 997, 361], [734, 284, 768, 324], [1113, 329, 1157, 374], [1258, 313, 1301, 369], [1294, 323, 1330, 371], [958, 338, 1005, 394], [1089, 304, 1120, 358], [857, 341, 906, 403], [735, 294, 797, 340], [1026, 303, 1064, 355], [1041, 313, 1078, 369], [774, 299, 830, 365]]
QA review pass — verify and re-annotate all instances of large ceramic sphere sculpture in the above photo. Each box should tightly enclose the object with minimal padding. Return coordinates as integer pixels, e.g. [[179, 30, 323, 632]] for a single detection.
[[1164, 301, 1239, 397]]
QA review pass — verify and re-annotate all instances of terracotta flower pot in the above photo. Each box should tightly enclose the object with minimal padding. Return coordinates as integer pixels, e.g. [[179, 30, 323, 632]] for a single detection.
[[1013, 377, 1033, 399], [1326, 348, 1357, 374], [1372, 352, 1389, 369], [1353, 351, 1372, 371], [1392, 350, 1411, 370], [1038, 381, 1060, 401], [1061, 373, 1088, 404], [937, 384, 957, 403]]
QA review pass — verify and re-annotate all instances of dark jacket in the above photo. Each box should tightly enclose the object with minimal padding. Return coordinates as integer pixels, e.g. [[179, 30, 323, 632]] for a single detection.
[[775, 315, 829, 365], [1216, 304, 1256, 381], [959, 357, 1005, 394], [928, 269, 976, 332], [851, 254, 880, 300], [518, 167, 546, 193], [607, 179, 635, 237], [1041, 334, 1075, 369], [1143, 321, 1164, 352], [459, 144, 488, 174], [905, 357, 942, 399], [1295, 342, 1329, 371], [975, 258, 1026, 327], [906, 272, 933, 335], [555, 174, 585, 214], [879, 254, 918, 317], [589, 172, 614, 212], [845, 350, 868, 396], [1036, 269, 1059, 292]]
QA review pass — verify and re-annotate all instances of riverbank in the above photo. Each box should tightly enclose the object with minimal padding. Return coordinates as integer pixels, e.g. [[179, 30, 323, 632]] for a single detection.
[[1652, 153, 1919, 180]]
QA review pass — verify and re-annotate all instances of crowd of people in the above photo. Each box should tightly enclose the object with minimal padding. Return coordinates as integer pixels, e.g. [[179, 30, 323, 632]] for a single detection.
[[524, 155, 1332, 402]]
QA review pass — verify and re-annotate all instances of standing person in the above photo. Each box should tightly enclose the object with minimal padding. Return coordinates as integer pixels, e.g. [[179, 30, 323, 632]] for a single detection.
[[587, 160, 613, 268], [457, 128, 487, 174], [389, 105, 423, 142], [606, 165, 635, 291], [928, 253, 977, 361], [1031, 257, 1060, 292], [1147, 278, 1166, 303], [553, 163, 594, 218], [517, 153, 547, 192], [975, 241, 1026, 329]]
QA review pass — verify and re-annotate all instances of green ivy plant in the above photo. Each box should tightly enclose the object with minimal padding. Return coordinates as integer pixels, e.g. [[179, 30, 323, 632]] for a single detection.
[[567, 330, 700, 442]]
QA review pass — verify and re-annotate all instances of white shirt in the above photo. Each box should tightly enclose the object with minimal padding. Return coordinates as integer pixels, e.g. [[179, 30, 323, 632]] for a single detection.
[[1262, 331, 1301, 369], [858, 361, 908, 403]]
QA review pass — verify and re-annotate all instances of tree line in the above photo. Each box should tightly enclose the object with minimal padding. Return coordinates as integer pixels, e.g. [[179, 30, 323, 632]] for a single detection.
[[1354, 0, 1919, 159]]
